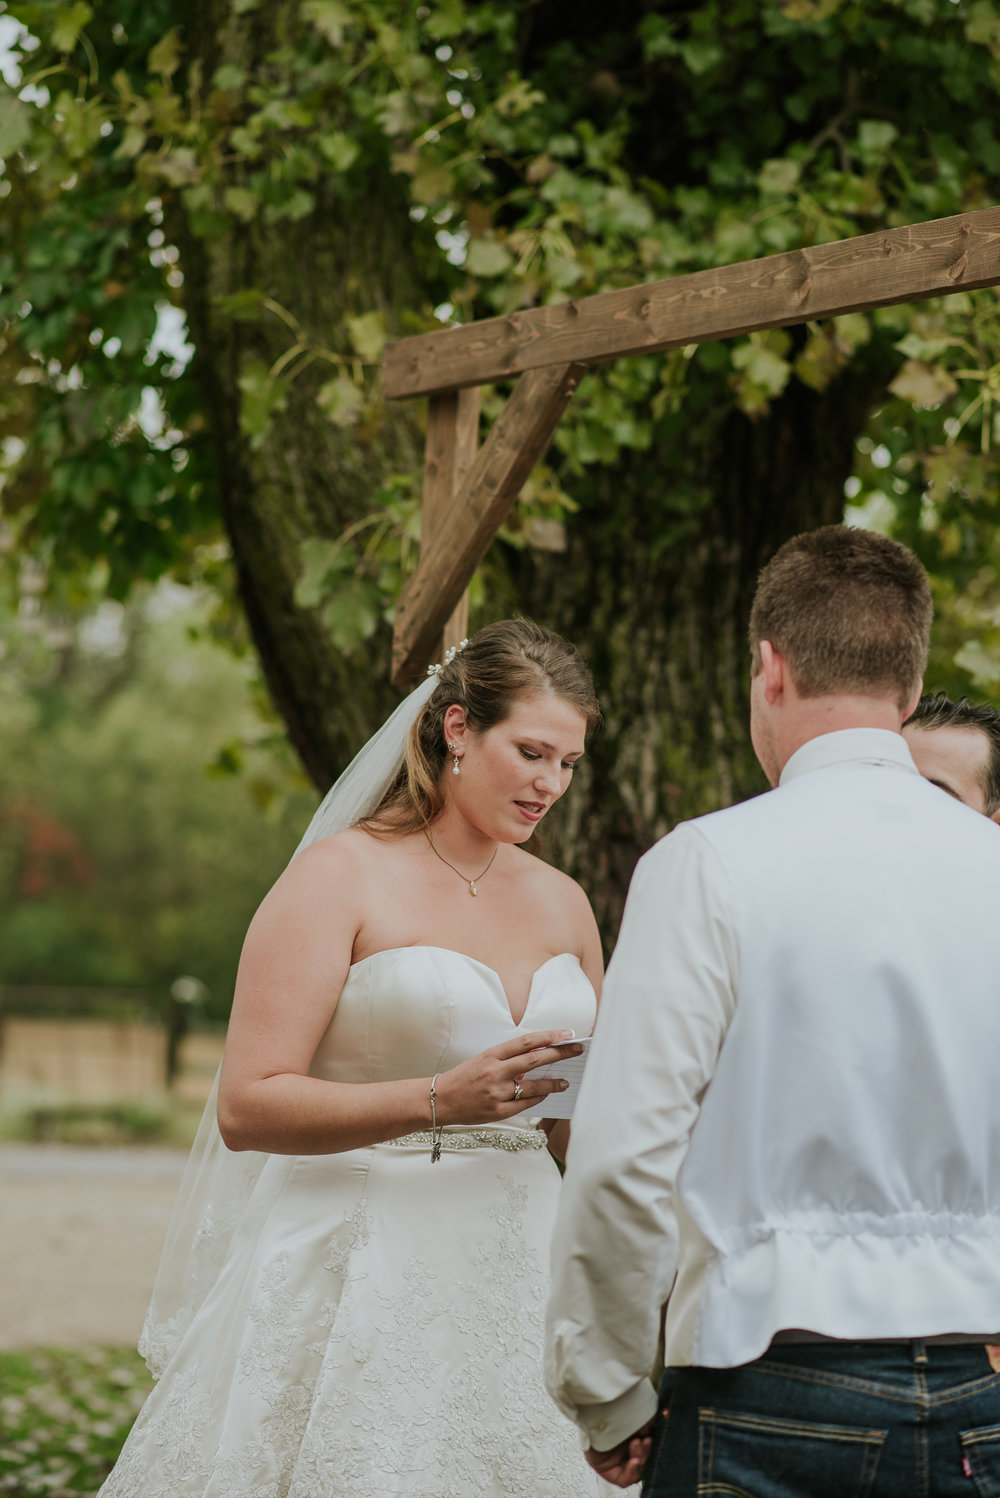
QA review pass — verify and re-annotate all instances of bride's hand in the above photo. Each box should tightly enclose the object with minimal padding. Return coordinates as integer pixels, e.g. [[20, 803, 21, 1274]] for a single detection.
[[434, 1030, 583, 1124]]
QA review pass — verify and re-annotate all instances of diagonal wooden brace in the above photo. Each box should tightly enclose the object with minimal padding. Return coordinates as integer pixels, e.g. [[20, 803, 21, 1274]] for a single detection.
[[392, 361, 587, 683]]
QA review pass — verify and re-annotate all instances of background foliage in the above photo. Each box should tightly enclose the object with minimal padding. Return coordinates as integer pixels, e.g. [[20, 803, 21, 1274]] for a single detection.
[[0, 584, 315, 1018], [3, 0, 1000, 955]]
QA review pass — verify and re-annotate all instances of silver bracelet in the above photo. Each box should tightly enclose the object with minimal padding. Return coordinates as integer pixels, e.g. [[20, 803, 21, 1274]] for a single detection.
[[429, 1073, 443, 1163]]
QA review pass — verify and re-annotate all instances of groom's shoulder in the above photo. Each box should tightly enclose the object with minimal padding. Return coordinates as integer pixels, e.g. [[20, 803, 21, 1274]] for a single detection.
[[684, 786, 779, 840], [637, 790, 777, 875]]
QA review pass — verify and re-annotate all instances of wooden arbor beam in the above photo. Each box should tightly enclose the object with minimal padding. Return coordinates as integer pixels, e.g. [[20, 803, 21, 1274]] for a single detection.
[[383, 205, 1000, 400], [385, 202, 1000, 680], [391, 362, 586, 683]]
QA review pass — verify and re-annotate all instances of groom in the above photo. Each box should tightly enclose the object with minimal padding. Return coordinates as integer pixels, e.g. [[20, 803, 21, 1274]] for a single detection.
[[545, 526, 1000, 1495]]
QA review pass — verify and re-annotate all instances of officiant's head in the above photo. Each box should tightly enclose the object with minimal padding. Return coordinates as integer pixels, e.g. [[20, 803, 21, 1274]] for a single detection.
[[903, 692, 1000, 823], [748, 526, 932, 785], [364, 618, 600, 841]]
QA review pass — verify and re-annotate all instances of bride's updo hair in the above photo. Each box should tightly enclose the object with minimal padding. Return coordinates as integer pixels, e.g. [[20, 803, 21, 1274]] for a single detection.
[[363, 618, 600, 836]]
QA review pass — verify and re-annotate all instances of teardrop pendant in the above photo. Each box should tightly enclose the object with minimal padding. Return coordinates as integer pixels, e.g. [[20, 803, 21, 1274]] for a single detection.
[[469, 881, 478, 896]]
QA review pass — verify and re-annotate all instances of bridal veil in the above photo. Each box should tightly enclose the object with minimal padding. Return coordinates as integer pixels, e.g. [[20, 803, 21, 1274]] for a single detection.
[[140, 673, 438, 1376]]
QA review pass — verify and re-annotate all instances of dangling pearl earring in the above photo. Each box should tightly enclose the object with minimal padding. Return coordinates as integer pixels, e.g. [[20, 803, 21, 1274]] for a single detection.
[[447, 742, 460, 776]]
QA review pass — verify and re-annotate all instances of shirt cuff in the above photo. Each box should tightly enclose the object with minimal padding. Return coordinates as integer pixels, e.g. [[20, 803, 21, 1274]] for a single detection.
[[577, 1377, 659, 1453]]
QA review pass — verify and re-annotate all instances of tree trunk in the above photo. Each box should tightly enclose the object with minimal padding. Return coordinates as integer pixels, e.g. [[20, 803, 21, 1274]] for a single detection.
[[176, 1, 431, 792], [510, 370, 883, 948]]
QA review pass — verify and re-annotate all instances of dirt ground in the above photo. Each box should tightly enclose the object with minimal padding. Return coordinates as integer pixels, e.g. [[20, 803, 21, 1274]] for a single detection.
[[0, 1144, 187, 1350]]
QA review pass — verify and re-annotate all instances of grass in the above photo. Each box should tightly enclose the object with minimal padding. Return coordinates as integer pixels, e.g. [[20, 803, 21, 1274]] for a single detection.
[[0, 1347, 152, 1496]]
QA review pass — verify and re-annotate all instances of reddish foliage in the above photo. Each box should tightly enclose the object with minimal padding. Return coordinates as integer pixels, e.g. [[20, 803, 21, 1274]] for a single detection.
[[3, 801, 95, 896]]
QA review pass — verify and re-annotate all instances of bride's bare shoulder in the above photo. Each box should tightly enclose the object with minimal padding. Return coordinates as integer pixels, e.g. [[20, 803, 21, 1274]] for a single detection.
[[288, 825, 410, 880], [513, 844, 586, 895]]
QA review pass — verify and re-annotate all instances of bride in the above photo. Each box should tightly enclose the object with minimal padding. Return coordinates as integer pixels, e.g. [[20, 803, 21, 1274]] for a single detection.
[[99, 618, 610, 1498]]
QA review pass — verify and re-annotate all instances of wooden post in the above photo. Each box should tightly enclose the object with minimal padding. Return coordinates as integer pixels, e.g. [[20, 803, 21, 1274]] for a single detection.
[[422, 387, 480, 666], [392, 362, 586, 683]]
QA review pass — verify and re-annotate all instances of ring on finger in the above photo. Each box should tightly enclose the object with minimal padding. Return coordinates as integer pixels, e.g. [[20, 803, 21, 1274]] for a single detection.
[[513, 1081, 523, 1101]]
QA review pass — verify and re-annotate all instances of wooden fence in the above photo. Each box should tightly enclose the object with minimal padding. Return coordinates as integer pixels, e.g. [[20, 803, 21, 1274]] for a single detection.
[[0, 986, 223, 1105]]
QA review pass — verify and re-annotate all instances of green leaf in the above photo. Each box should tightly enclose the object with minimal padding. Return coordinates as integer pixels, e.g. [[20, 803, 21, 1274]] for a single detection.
[[223, 186, 261, 222], [857, 119, 898, 158], [148, 28, 183, 79], [638, 15, 680, 61], [758, 158, 801, 195], [679, 41, 724, 75], [0, 90, 32, 159], [832, 313, 871, 352], [466, 237, 513, 277], [238, 360, 288, 447], [213, 64, 247, 92], [294, 538, 342, 609], [376, 92, 416, 137], [410, 162, 452, 205], [888, 359, 959, 408], [894, 332, 955, 361], [954, 639, 1000, 688], [264, 188, 316, 223], [601, 187, 655, 235], [114, 123, 147, 161], [304, 0, 351, 45], [318, 131, 359, 171], [731, 337, 792, 416], [157, 148, 201, 187], [320, 579, 380, 652], [731, 340, 792, 397], [51, 2, 93, 53], [780, 0, 843, 17], [494, 78, 546, 118], [316, 376, 364, 428], [967, 1, 1000, 48], [345, 312, 386, 362], [794, 330, 845, 392]]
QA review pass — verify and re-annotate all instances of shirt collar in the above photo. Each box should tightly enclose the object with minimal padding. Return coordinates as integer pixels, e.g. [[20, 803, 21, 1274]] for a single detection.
[[779, 727, 919, 787]]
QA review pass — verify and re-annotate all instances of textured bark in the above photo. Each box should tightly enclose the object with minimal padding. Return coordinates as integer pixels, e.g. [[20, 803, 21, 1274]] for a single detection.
[[510, 369, 884, 948], [175, 1, 428, 791]]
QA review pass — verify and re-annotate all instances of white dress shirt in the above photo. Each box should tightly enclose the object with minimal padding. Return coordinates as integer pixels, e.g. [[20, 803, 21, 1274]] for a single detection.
[[546, 729, 1000, 1452]]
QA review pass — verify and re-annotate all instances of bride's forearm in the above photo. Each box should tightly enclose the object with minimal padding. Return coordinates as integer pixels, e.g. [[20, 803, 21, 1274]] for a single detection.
[[217, 1072, 434, 1154]]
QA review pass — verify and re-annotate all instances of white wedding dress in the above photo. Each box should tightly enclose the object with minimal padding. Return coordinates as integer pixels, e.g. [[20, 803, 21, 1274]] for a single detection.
[[99, 946, 608, 1498]]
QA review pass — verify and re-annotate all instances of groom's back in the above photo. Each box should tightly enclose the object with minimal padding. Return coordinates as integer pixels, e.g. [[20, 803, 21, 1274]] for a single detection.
[[679, 752, 1000, 1365]]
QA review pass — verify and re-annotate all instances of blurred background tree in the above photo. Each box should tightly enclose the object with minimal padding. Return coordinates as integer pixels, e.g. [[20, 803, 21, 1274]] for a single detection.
[[0, 582, 315, 1019], [3, 0, 1000, 959]]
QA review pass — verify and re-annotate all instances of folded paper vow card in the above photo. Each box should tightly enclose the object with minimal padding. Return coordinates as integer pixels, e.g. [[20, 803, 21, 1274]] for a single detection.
[[529, 1036, 593, 1120]]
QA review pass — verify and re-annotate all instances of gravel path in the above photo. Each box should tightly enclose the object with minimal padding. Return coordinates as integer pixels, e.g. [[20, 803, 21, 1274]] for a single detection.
[[0, 1144, 187, 1350]]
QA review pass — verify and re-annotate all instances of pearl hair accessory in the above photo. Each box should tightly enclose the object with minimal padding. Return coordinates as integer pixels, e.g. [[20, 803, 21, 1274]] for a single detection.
[[426, 639, 470, 677]]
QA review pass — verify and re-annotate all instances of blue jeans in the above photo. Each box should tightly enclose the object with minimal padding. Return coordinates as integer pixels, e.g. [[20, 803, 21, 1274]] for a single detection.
[[642, 1341, 1000, 1497]]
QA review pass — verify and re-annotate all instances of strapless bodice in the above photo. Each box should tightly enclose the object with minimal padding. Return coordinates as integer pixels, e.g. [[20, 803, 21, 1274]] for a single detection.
[[308, 945, 597, 1085]]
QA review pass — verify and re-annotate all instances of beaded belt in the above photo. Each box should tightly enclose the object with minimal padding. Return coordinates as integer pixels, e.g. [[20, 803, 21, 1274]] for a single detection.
[[384, 1128, 546, 1153]]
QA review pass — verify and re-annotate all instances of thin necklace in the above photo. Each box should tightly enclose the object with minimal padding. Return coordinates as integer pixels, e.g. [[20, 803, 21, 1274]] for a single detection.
[[424, 830, 499, 897]]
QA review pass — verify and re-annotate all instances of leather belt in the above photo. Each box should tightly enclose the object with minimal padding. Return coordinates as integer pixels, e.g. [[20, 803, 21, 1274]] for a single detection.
[[771, 1330, 1000, 1346]]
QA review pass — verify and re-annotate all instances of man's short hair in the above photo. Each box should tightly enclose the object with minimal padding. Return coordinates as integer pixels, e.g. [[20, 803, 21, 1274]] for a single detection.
[[749, 526, 932, 708], [906, 692, 1000, 816]]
